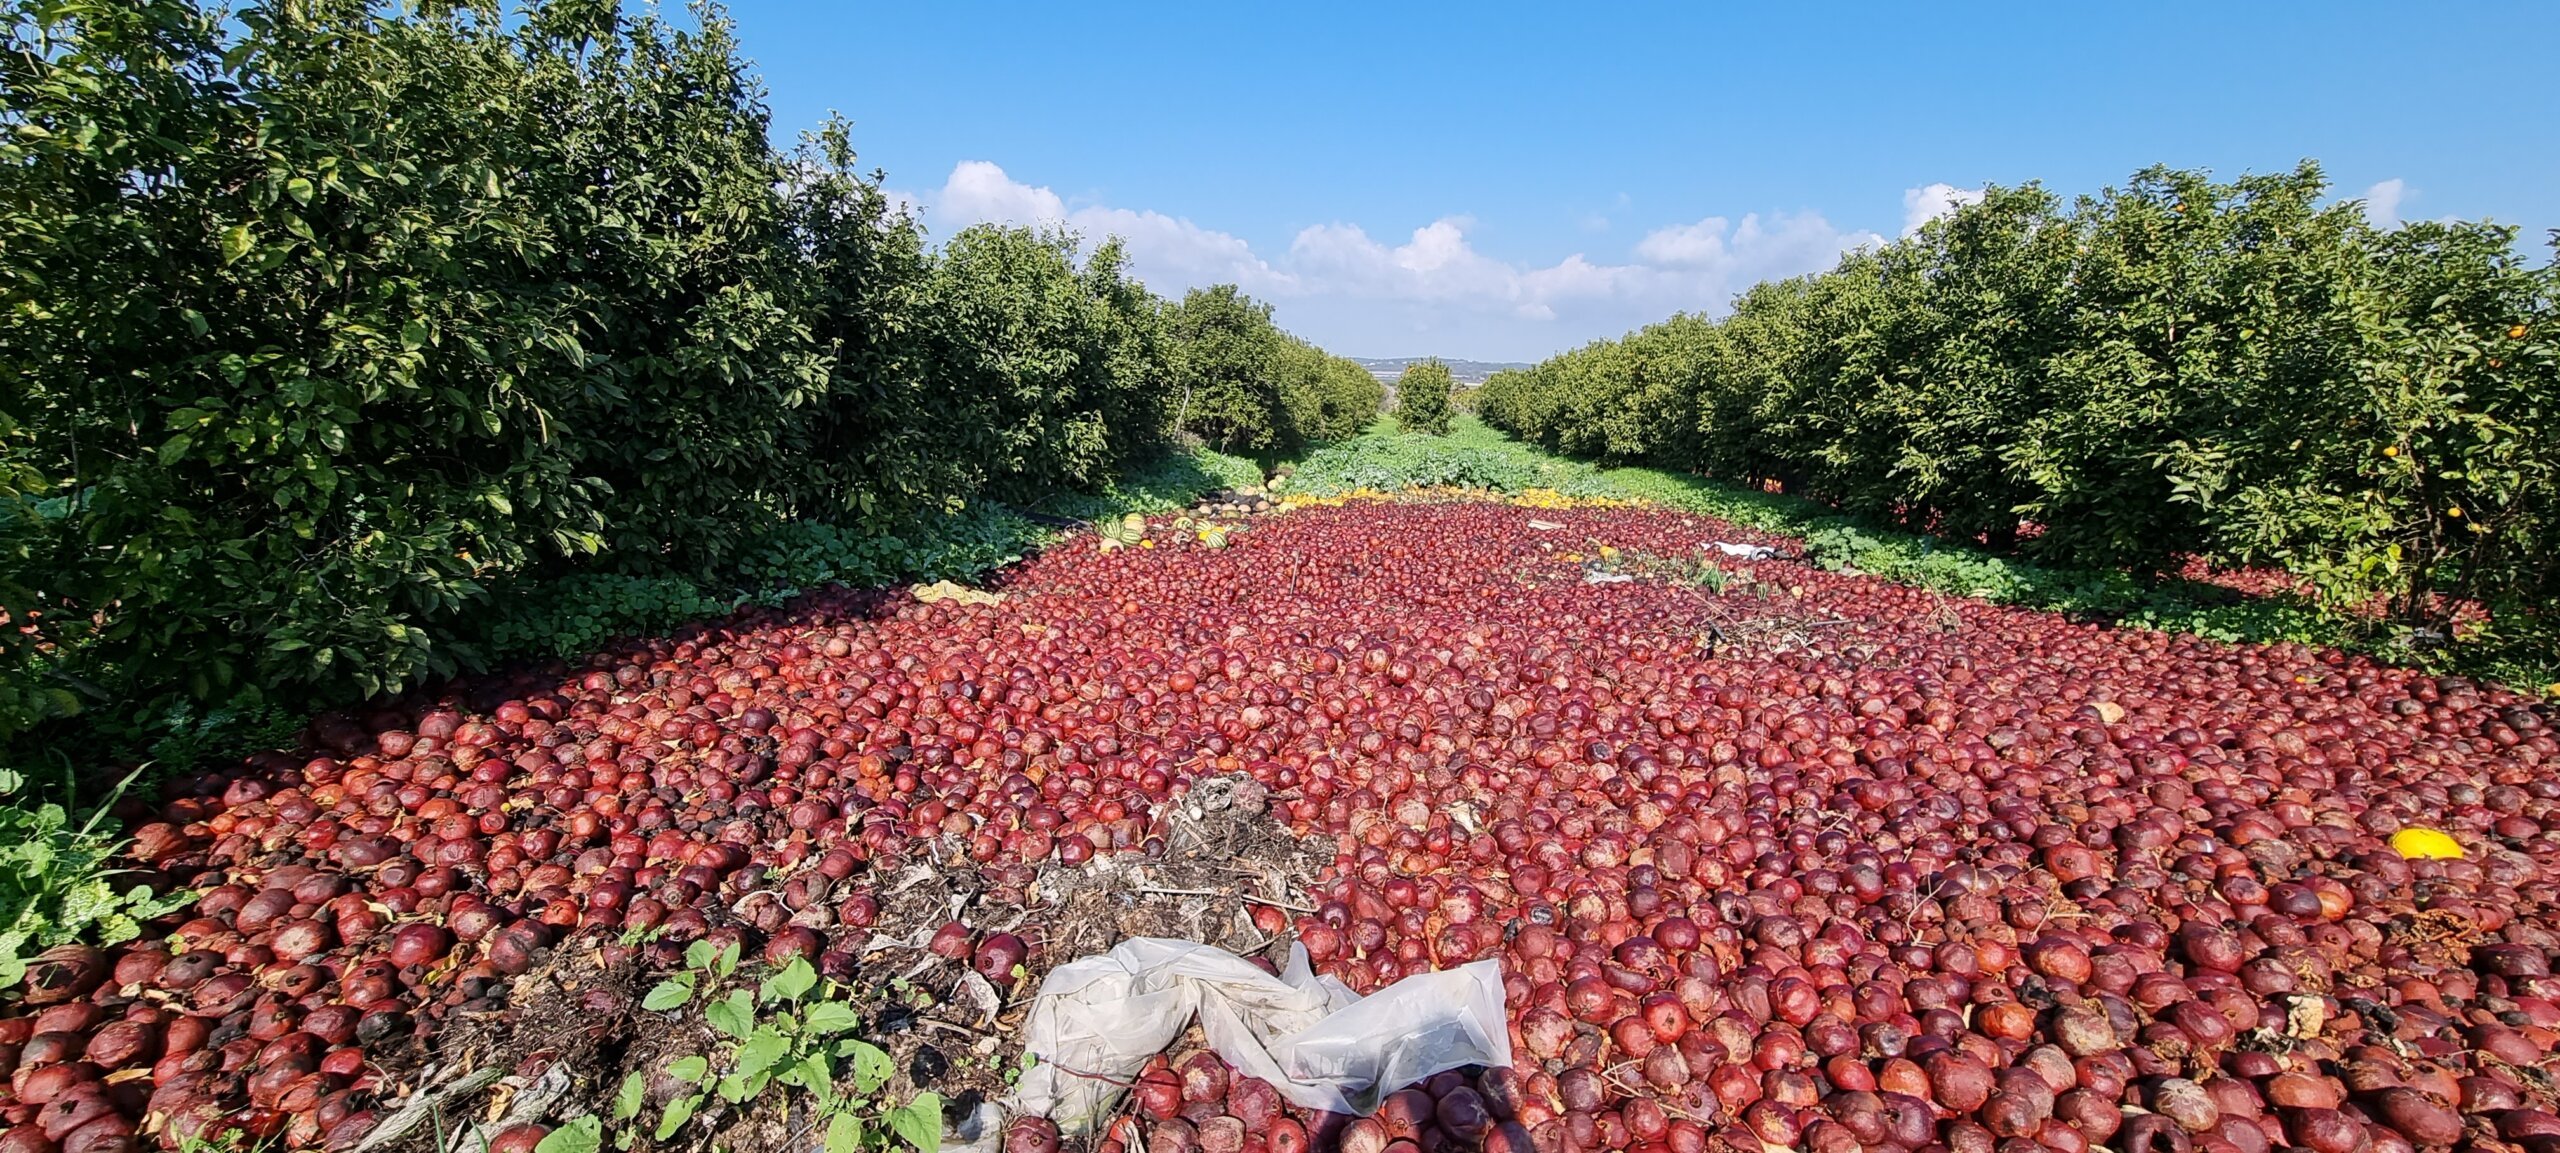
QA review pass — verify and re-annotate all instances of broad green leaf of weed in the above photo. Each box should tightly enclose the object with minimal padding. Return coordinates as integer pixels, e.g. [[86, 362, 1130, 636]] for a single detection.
[[887, 1093, 943, 1153]]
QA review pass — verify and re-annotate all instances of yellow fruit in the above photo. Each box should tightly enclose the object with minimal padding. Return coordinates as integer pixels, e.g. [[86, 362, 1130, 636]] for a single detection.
[[2511, 324, 2531, 339], [2446, 506, 2463, 518], [2390, 828, 2465, 860], [2383, 445, 2399, 458]]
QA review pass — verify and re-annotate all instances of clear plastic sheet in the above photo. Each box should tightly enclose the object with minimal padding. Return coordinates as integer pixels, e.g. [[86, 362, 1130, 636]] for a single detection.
[[1012, 937, 1510, 1135]]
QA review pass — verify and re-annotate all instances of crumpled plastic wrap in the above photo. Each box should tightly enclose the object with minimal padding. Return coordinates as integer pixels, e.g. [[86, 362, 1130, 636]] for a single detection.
[[1012, 937, 1510, 1135]]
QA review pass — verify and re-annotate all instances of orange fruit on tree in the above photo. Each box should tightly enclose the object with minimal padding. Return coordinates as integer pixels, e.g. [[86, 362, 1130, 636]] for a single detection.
[[2510, 324, 2530, 339]]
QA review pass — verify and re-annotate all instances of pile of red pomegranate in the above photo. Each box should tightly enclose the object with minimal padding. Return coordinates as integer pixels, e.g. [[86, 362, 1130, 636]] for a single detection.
[[6, 500, 2556, 1153]]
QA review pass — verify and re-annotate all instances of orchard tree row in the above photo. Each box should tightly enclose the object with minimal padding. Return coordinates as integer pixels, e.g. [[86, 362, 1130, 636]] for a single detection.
[[1479, 164, 2557, 659], [0, 0, 1379, 760]]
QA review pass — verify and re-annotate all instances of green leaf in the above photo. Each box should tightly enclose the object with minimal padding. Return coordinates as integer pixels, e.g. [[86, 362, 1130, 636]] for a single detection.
[[535, 1115, 602, 1153], [667, 1055, 709, 1084], [785, 1053, 835, 1103], [706, 989, 754, 1039], [735, 1028, 791, 1079], [717, 941, 741, 978], [802, 1001, 859, 1036], [219, 223, 255, 264], [887, 1093, 943, 1153], [760, 957, 817, 1004], [844, 1039, 894, 1095], [826, 1113, 864, 1153], [613, 1072, 647, 1122], [642, 975, 695, 1011], [655, 1094, 702, 1141], [685, 940, 719, 971]]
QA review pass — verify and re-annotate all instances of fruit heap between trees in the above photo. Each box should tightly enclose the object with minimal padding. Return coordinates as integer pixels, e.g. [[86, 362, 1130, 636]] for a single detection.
[[6, 499, 2557, 1153]]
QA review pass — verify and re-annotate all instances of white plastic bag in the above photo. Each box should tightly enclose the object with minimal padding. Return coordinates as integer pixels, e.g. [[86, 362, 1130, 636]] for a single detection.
[[1012, 938, 1510, 1134], [1706, 540, 1779, 561]]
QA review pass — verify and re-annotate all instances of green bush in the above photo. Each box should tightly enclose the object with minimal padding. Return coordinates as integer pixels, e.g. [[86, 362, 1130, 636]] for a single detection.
[[1168, 286, 1292, 454], [1476, 161, 2560, 675], [1393, 359, 1455, 435], [1280, 344, 1386, 446], [0, 0, 1343, 774], [910, 230, 1173, 500]]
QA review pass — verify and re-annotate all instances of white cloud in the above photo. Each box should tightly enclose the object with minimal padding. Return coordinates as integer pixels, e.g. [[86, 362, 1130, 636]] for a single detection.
[[1634, 215, 1734, 267], [1271, 212, 1876, 356], [938, 159, 1067, 224], [902, 160, 1938, 360], [1901, 182, 1986, 236], [1634, 211, 1875, 278], [907, 161, 1291, 293], [2361, 178, 2408, 228]]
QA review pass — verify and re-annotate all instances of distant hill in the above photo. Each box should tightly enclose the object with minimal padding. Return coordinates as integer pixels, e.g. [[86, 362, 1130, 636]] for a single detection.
[[1351, 357, 1532, 387]]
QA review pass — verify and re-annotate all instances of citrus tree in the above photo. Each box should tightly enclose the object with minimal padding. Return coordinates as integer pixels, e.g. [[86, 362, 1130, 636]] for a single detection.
[[1394, 359, 1455, 435]]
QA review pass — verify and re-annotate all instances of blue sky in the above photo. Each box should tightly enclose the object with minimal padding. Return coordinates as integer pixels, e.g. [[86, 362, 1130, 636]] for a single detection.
[[718, 0, 2560, 361]]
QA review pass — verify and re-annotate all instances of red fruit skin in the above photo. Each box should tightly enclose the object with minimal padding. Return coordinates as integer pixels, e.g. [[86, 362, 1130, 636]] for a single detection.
[[33, 497, 2560, 1153]]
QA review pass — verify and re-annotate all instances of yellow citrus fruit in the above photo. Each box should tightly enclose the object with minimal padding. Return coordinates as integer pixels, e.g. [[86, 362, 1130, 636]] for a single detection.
[[2383, 445, 2400, 458], [2390, 828, 2465, 860], [2511, 324, 2530, 339], [2447, 506, 2464, 518]]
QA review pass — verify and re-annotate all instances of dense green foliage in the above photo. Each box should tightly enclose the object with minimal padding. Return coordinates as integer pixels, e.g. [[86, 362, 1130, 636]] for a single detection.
[[1480, 163, 2560, 668], [1165, 286, 1380, 455], [0, 0, 1337, 768], [1281, 343, 1389, 447], [1289, 417, 1591, 496], [1393, 359, 1455, 435]]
